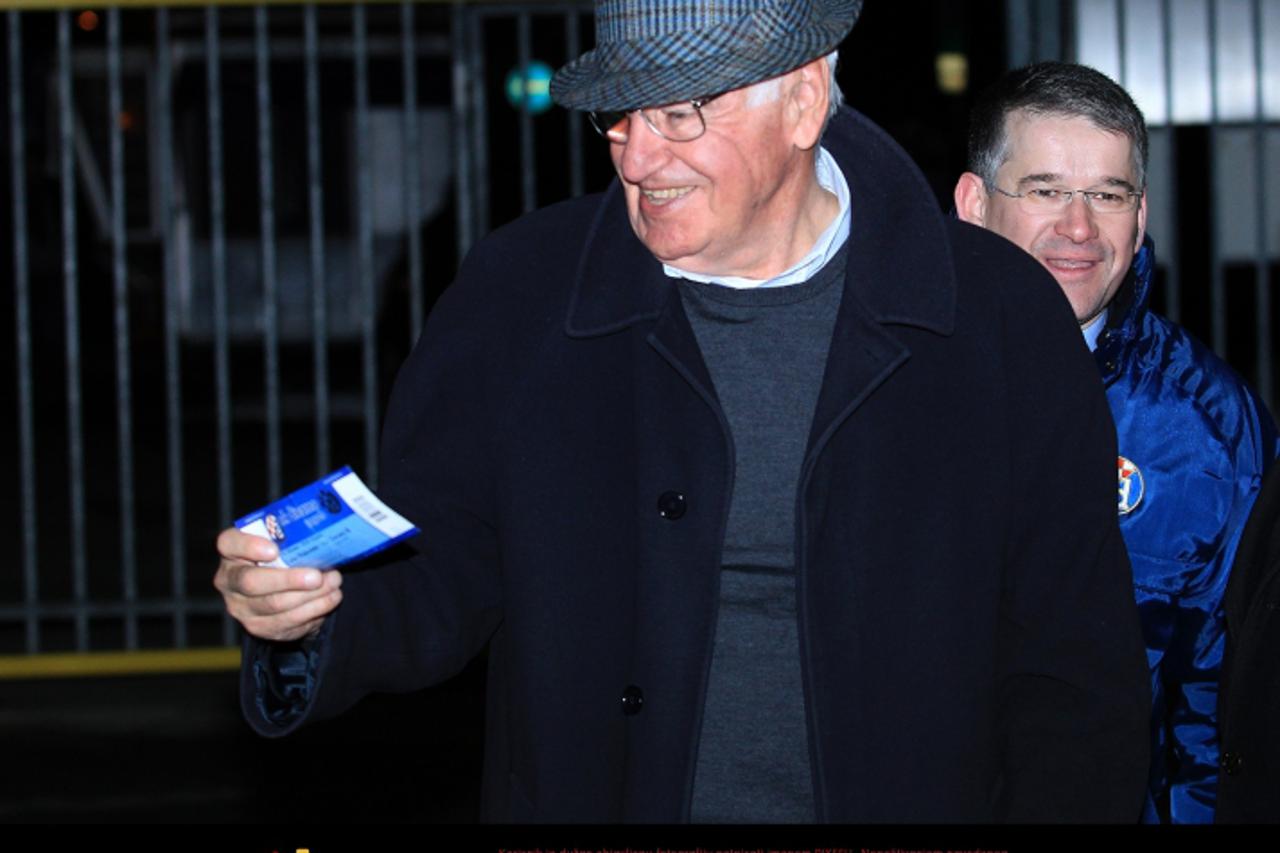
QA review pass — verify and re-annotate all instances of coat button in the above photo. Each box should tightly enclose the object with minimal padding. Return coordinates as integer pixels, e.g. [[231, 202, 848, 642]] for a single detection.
[[1221, 752, 1243, 775], [621, 684, 644, 716], [657, 491, 686, 520]]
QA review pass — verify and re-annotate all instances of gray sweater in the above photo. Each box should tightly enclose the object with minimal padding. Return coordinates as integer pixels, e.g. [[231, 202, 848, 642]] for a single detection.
[[678, 245, 847, 823]]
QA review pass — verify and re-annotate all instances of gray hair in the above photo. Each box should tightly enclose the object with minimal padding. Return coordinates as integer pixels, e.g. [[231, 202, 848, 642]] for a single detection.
[[745, 49, 843, 119], [967, 62, 1148, 189], [827, 50, 844, 119]]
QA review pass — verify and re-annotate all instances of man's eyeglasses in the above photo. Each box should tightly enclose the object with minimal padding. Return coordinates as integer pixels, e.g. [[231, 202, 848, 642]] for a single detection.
[[588, 96, 719, 143], [989, 184, 1142, 215]]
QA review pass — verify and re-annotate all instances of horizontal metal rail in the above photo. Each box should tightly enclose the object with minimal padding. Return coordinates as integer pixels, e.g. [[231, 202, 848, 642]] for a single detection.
[[0, 600, 228, 620], [68, 37, 453, 66], [4, 0, 578, 10], [0, 648, 240, 680]]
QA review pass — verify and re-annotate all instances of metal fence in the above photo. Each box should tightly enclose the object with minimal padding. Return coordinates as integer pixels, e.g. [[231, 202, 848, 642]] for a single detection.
[[1, 0, 597, 659], [5, 0, 1279, 663]]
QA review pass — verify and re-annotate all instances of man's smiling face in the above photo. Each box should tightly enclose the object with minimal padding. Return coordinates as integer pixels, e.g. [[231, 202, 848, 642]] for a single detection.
[[966, 111, 1147, 328], [607, 74, 811, 279]]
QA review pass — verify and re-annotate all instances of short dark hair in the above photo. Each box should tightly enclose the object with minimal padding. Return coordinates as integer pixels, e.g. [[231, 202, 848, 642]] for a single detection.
[[967, 62, 1148, 189]]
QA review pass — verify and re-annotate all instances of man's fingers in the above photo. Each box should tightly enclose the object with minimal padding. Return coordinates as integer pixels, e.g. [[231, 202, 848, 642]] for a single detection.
[[254, 575, 342, 617], [213, 520, 344, 641], [216, 527, 279, 564], [238, 586, 344, 642], [231, 565, 329, 597]]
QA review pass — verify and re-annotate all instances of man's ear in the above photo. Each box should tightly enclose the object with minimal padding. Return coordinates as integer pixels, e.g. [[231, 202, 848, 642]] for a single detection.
[[954, 172, 989, 226], [786, 56, 830, 151], [1134, 190, 1148, 253]]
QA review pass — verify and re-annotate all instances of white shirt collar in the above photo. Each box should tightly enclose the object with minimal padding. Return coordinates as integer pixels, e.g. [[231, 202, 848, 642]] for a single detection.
[[661, 146, 852, 289], [1082, 309, 1109, 351]]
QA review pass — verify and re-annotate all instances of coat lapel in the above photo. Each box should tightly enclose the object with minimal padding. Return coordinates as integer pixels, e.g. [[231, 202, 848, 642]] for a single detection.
[[804, 109, 959, 459], [806, 295, 911, 464], [564, 182, 670, 339], [646, 293, 719, 408], [563, 174, 721, 439]]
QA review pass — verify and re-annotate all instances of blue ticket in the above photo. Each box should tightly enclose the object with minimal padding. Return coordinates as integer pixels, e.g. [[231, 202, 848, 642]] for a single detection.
[[234, 466, 419, 568]]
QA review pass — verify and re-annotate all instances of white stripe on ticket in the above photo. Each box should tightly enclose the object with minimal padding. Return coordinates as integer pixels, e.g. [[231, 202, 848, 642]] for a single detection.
[[330, 471, 415, 538]]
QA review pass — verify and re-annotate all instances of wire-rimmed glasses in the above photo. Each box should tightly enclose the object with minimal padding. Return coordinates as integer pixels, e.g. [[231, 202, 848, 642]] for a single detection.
[[990, 184, 1142, 214], [588, 96, 720, 143]]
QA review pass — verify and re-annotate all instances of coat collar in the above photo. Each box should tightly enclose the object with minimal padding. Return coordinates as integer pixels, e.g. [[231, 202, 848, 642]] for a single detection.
[[564, 108, 956, 338], [1096, 235, 1155, 374]]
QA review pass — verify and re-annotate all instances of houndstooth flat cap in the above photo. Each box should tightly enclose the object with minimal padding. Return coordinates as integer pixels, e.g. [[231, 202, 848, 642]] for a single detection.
[[551, 0, 862, 112]]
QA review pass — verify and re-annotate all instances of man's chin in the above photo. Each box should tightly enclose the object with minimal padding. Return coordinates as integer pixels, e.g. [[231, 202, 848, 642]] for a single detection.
[[637, 234, 704, 270], [1044, 272, 1105, 311]]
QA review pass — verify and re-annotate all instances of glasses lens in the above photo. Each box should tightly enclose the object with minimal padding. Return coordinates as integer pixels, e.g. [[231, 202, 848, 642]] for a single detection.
[[1084, 190, 1135, 213], [646, 102, 707, 141], [1019, 187, 1065, 211], [589, 110, 629, 141]]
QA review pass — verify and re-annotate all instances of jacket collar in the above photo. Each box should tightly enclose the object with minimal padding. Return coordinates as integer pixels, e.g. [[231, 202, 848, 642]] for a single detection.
[[1096, 235, 1155, 371], [564, 108, 957, 338]]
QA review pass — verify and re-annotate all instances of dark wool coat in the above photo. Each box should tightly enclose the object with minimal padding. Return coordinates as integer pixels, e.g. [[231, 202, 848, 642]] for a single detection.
[[1218, 459, 1280, 822], [243, 109, 1151, 822]]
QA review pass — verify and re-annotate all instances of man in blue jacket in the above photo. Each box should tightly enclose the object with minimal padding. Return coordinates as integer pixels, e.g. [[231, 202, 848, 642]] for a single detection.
[[956, 61, 1278, 823], [215, 4, 1150, 821]]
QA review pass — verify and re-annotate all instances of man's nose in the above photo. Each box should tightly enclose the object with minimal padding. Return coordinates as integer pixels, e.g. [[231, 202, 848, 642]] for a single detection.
[[617, 113, 669, 183], [1054, 192, 1099, 243]]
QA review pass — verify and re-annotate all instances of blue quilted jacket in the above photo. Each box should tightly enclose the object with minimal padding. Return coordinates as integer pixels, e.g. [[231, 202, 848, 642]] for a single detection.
[[1094, 237, 1279, 823]]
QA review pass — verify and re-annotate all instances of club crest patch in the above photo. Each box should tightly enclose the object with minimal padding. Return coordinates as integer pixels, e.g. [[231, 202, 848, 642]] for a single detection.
[[1117, 456, 1144, 515]]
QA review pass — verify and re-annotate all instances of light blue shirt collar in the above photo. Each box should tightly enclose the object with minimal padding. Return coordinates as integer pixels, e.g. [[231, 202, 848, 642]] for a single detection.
[[1082, 309, 1109, 352], [661, 146, 852, 289]]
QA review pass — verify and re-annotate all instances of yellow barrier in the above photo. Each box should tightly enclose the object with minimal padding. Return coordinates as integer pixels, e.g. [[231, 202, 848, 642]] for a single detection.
[[0, 647, 241, 679]]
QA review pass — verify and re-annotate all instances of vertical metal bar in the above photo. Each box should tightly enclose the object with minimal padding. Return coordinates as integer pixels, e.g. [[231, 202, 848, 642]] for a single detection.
[[517, 11, 536, 213], [1252, 0, 1272, 408], [1160, 0, 1181, 323], [256, 5, 281, 499], [353, 3, 378, 482], [305, 3, 330, 477], [401, 0, 424, 343], [157, 7, 187, 648], [207, 6, 235, 647], [471, 9, 490, 237], [1209, 0, 1227, 358], [1006, 0, 1032, 69], [108, 7, 138, 650], [1033, 0, 1062, 63], [58, 11, 89, 651], [206, 6, 232, 533], [451, 2, 475, 261], [1114, 0, 1127, 87], [9, 11, 39, 654], [1058, 0, 1075, 62], [566, 10, 584, 199], [1029, 0, 1039, 62]]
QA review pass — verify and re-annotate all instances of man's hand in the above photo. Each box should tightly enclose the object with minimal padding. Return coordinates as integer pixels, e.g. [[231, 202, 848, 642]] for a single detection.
[[214, 527, 343, 642]]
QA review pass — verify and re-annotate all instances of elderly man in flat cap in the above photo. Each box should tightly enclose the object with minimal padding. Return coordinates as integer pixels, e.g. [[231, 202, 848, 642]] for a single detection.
[[215, 0, 1150, 822]]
